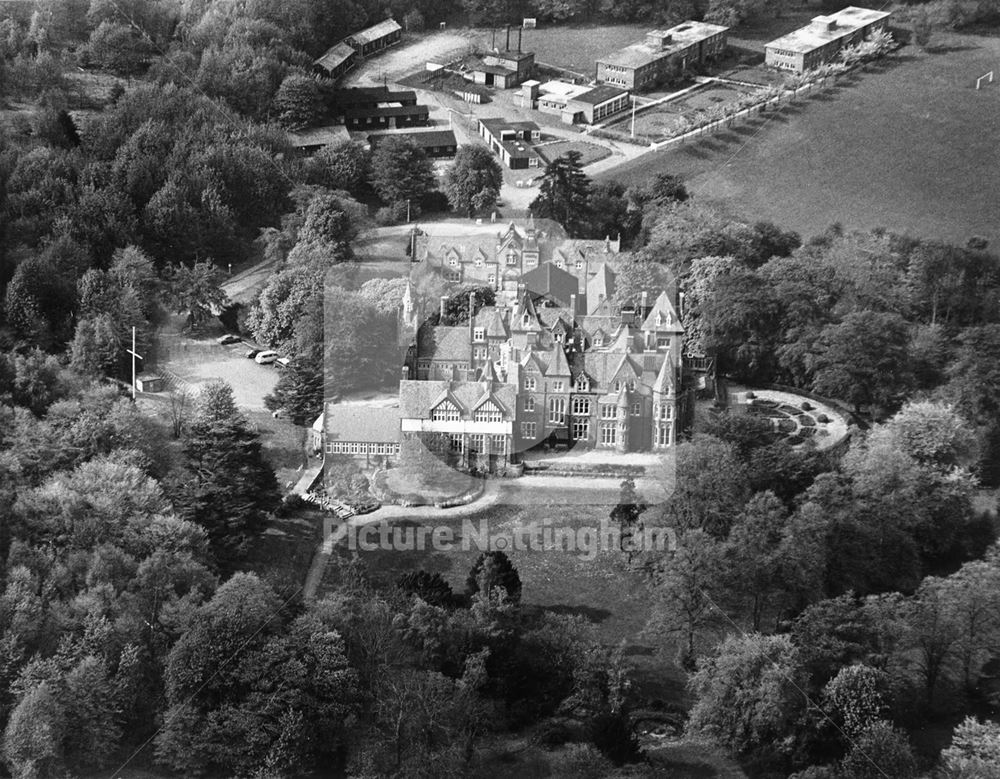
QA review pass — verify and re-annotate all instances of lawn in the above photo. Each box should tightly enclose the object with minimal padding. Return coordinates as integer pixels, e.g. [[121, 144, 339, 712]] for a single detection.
[[598, 34, 1000, 247], [537, 139, 611, 165], [467, 24, 648, 77]]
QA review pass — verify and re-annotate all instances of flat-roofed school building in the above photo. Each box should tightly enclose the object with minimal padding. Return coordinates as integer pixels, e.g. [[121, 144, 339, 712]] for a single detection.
[[764, 6, 892, 73], [595, 21, 728, 92], [478, 118, 542, 169]]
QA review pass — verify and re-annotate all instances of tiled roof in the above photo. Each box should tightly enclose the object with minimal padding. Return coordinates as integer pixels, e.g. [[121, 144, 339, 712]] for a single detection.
[[399, 380, 516, 419], [521, 262, 581, 308], [418, 326, 471, 362], [325, 404, 401, 442]]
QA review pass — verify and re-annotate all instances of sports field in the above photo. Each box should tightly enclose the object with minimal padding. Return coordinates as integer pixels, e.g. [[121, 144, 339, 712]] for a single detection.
[[598, 34, 1000, 247]]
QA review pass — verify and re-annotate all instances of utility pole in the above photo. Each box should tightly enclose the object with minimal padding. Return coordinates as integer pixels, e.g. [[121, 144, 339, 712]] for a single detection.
[[127, 326, 144, 401], [631, 96, 637, 139], [406, 198, 411, 223]]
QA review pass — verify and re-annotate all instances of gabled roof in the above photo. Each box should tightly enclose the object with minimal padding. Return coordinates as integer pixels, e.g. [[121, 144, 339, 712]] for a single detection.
[[315, 42, 355, 72], [521, 261, 580, 308], [349, 18, 402, 46], [476, 307, 510, 338], [511, 292, 543, 332], [587, 264, 616, 313], [641, 290, 684, 334], [653, 353, 676, 395], [399, 380, 516, 420], [545, 346, 572, 377]]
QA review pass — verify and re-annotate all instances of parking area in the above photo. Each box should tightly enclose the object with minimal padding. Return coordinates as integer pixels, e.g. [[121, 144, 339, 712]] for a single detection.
[[158, 337, 279, 411]]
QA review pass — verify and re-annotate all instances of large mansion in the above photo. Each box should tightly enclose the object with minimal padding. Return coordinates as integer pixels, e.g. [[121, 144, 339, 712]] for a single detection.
[[319, 225, 690, 471]]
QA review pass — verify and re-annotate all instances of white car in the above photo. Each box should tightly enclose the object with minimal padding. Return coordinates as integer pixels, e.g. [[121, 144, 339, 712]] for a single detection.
[[254, 350, 278, 365]]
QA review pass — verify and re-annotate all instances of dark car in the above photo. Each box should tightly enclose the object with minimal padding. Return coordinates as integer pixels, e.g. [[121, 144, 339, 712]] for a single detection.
[[217, 334, 241, 345]]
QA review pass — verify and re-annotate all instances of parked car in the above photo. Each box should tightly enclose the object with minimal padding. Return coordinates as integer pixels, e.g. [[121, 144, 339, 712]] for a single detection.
[[217, 334, 241, 345], [245, 348, 261, 359], [254, 350, 278, 365]]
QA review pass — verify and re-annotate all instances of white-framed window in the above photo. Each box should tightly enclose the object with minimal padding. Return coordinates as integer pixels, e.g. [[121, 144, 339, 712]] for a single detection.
[[600, 423, 617, 445], [521, 422, 537, 438], [473, 346, 487, 360], [572, 397, 591, 415], [524, 376, 537, 390], [600, 404, 616, 420], [507, 251, 518, 265], [488, 273, 496, 284], [449, 256, 458, 267], [655, 423, 671, 447], [475, 255, 483, 267], [469, 434, 485, 452], [552, 380, 565, 392], [631, 402, 641, 416], [474, 402, 503, 423], [575, 375, 589, 392], [554, 332, 564, 344], [446, 270, 461, 282], [524, 396, 535, 412], [474, 327, 485, 341], [492, 435, 506, 454], [449, 434, 464, 453], [613, 380, 622, 392], [657, 337, 670, 349], [628, 380, 637, 391], [548, 397, 565, 424], [431, 401, 461, 422], [572, 419, 590, 440], [575, 259, 583, 270], [349, 442, 360, 454]]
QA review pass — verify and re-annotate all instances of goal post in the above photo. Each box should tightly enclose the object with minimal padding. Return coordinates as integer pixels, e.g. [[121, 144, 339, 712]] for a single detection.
[[976, 71, 994, 89]]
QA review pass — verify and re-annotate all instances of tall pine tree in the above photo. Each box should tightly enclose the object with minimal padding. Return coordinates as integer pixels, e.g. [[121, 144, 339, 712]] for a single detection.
[[529, 151, 593, 237], [175, 381, 279, 569]]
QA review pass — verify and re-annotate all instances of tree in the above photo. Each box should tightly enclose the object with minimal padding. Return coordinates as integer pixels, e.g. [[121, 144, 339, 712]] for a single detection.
[[686, 633, 806, 763], [156, 574, 359, 775], [247, 264, 322, 353], [466, 551, 522, 603], [611, 477, 646, 563], [587, 180, 640, 245], [821, 664, 889, 740], [305, 140, 370, 196], [809, 310, 912, 414], [83, 21, 154, 75], [173, 382, 279, 568], [370, 135, 436, 211], [723, 491, 789, 630], [2, 682, 66, 779], [529, 151, 592, 237], [838, 722, 917, 779], [662, 435, 750, 538], [444, 145, 502, 217], [273, 73, 324, 129], [646, 529, 724, 669], [166, 260, 230, 330], [940, 717, 1000, 778], [264, 355, 323, 425], [868, 401, 977, 472], [397, 571, 454, 608]]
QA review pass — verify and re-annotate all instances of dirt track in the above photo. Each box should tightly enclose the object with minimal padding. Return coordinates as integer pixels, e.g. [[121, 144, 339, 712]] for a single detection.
[[343, 31, 474, 86]]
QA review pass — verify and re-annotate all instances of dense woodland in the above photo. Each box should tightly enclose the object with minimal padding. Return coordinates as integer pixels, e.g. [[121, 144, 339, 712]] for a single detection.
[[1, 0, 1000, 776]]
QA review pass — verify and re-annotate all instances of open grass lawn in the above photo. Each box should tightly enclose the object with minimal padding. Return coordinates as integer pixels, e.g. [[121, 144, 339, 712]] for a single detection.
[[383, 460, 480, 501], [599, 35, 1000, 247], [467, 24, 648, 77]]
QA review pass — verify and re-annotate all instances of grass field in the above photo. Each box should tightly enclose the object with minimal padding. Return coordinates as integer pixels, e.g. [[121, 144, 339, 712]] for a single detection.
[[598, 35, 1000, 247], [468, 24, 648, 77]]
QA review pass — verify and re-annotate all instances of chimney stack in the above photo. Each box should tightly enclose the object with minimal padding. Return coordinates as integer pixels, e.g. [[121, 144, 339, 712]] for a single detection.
[[570, 293, 577, 317], [506, 25, 511, 51], [518, 26, 523, 53]]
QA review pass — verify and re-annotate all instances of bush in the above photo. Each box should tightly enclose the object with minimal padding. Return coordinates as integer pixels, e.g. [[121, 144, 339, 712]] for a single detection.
[[798, 415, 817, 427], [801, 401, 813, 411], [375, 201, 409, 226], [744, 391, 756, 399], [816, 413, 831, 424]]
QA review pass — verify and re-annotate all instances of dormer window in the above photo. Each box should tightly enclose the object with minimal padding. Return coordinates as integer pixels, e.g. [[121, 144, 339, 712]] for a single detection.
[[507, 251, 517, 266], [614, 380, 622, 392], [554, 332, 564, 344], [475, 253, 484, 267], [628, 380, 637, 391], [474, 401, 503, 423], [575, 260, 583, 270], [474, 327, 485, 342], [449, 256, 458, 267], [575, 375, 589, 392], [431, 400, 461, 422], [522, 313, 530, 326]]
